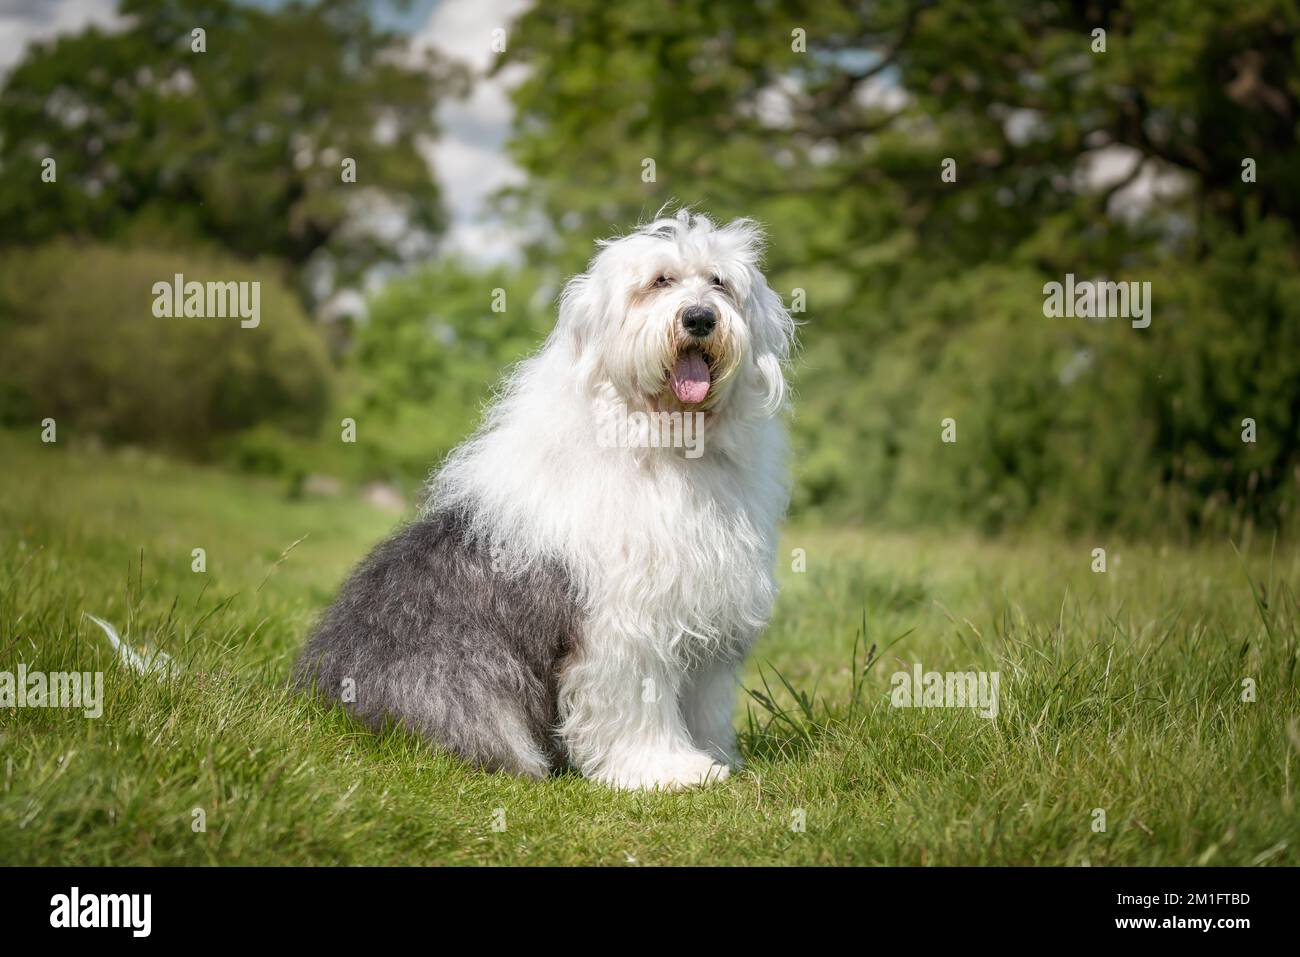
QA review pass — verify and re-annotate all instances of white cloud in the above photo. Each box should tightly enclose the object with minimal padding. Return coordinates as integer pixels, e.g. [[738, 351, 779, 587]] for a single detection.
[[416, 0, 534, 264], [422, 126, 524, 220], [417, 0, 530, 73], [0, 0, 127, 77], [1076, 144, 1193, 222]]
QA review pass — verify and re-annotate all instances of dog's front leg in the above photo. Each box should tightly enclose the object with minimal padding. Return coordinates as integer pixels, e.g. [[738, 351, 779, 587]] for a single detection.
[[683, 655, 743, 768], [558, 627, 729, 791]]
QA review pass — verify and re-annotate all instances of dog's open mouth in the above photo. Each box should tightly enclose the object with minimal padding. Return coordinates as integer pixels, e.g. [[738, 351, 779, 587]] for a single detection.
[[669, 347, 713, 404]]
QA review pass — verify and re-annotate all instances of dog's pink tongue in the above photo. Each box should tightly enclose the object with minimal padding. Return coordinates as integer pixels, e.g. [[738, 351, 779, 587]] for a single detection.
[[671, 351, 710, 404]]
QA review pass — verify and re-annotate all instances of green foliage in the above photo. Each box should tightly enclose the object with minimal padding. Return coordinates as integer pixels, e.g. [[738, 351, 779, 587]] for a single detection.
[[0, 0, 463, 298], [330, 259, 559, 482], [499, 0, 1300, 536], [0, 242, 333, 452], [792, 218, 1300, 536], [2, 0, 1297, 537]]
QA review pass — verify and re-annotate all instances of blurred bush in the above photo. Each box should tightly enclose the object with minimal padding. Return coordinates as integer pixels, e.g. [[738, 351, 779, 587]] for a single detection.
[[0, 242, 332, 452], [214, 259, 558, 492], [790, 218, 1300, 537], [339, 260, 557, 482]]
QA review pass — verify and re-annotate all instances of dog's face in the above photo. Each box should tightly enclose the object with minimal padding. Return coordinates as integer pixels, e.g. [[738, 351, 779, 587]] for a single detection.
[[558, 211, 795, 417]]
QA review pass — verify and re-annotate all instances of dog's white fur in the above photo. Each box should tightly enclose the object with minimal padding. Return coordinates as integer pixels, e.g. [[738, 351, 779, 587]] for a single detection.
[[429, 210, 796, 789]]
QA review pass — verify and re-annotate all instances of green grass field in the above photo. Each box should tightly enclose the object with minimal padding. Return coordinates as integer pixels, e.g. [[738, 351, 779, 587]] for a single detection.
[[1, 431, 1297, 865]]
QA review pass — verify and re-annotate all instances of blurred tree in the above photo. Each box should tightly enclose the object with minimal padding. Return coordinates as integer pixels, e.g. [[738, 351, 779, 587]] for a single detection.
[[340, 259, 558, 478], [501, 0, 1298, 283], [0, 0, 465, 306], [497, 0, 1300, 534], [222, 258, 563, 487]]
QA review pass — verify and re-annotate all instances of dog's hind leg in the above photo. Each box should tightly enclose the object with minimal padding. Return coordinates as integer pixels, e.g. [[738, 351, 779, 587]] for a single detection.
[[377, 665, 554, 778], [296, 651, 554, 778], [295, 509, 578, 779]]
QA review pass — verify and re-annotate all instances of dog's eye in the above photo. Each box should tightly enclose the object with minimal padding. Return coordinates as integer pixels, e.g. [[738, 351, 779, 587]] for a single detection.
[[653, 274, 674, 288], [710, 274, 726, 289]]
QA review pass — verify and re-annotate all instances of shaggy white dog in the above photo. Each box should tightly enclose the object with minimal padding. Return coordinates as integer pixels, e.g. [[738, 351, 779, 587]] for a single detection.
[[297, 209, 796, 790]]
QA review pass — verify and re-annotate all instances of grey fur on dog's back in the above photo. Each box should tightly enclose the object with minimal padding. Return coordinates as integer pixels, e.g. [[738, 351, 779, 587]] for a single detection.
[[293, 507, 579, 777]]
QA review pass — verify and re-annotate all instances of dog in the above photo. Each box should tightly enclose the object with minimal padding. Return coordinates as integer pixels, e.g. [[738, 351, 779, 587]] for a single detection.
[[294, 209, 796, 790]]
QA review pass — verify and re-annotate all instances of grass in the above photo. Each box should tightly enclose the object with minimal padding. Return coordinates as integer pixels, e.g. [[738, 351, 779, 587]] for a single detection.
[[1, 430, 1297, 866]]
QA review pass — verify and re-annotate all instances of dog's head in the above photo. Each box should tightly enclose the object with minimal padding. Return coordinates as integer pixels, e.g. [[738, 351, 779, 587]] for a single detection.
[[557, 209, 795, 417]]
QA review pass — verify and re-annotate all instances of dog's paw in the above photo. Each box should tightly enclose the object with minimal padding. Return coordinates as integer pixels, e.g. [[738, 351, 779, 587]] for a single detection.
[[704, 745, 742, 770], [598, 750, 731, 791]]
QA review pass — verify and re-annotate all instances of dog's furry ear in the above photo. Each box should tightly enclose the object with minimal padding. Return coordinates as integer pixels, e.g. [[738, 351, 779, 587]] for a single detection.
[[556, 272, 591, 353], [711, 217, 795, 416], [745, 264, 797, 417], [554, 272, 609, 396]]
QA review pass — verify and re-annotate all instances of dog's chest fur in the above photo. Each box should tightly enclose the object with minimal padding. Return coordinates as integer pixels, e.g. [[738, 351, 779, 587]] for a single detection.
[[578, 452, 780, 656]]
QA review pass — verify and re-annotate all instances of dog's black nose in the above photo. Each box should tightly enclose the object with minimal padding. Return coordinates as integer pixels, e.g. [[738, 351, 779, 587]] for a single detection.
[[682, 305, 716, 338]]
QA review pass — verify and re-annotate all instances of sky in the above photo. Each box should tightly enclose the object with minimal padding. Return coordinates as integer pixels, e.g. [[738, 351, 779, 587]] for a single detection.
[[0, 0, 530, 264], [414, 0, 532, 263]]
